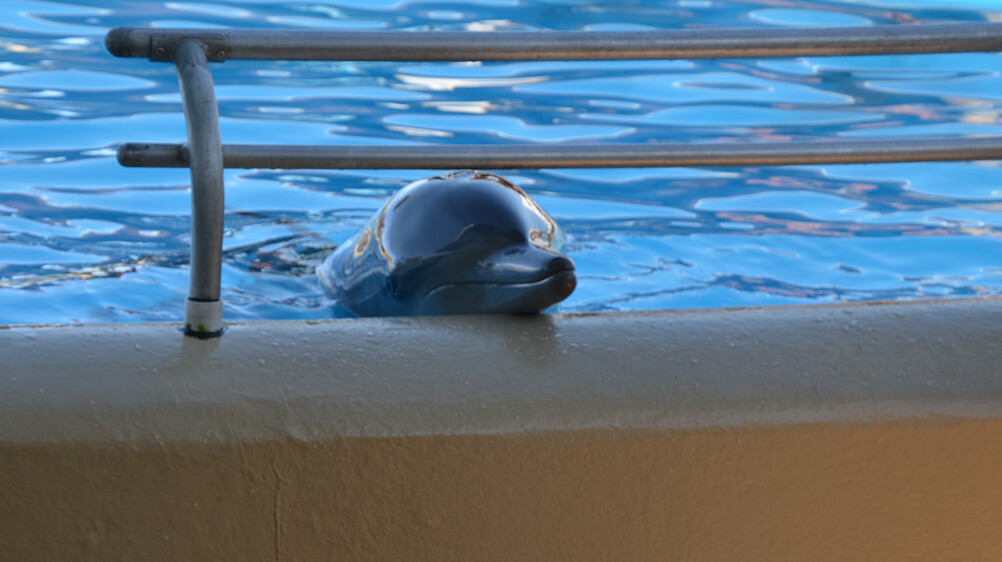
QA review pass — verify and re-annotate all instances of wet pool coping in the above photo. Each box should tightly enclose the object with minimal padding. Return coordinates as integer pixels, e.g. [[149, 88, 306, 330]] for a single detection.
[[2, 297, 1000, 444]]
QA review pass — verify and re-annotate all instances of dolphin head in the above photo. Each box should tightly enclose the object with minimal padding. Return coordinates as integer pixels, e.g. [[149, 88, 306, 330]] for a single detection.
[[377, 171, 576, 315]]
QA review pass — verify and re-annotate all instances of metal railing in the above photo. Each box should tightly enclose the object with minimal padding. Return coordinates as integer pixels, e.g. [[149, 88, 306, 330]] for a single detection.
[[105, 23, 1002, 337]]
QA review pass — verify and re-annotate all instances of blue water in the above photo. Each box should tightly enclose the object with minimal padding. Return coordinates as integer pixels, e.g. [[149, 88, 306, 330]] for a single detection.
[[3, 0, 1002, 325]]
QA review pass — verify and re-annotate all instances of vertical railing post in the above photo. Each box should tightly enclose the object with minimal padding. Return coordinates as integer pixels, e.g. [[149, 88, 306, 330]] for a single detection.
[[174, 40, 225, 338]]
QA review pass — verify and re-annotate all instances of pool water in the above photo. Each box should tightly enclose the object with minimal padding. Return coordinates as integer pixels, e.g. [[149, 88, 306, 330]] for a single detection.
[[2, 0, 1002, 325]]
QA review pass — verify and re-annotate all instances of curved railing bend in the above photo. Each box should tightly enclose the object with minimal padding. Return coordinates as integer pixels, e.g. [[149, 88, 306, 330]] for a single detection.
[[105, 23, 1002, 338]]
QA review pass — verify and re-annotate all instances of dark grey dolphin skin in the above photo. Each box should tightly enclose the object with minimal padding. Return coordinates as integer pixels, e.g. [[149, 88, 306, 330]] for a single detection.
[[317, 171, 576, 317]]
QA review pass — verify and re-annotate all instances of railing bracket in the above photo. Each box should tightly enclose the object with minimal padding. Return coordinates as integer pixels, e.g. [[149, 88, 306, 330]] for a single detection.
[[183, 298, 225, 338], [150, 33, 229, 62]]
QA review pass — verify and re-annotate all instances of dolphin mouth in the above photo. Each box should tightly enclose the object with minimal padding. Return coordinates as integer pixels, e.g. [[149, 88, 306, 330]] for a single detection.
[[422, 263, 577, 315]]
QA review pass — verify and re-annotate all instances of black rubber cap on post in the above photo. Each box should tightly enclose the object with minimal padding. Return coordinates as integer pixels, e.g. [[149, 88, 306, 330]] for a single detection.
[[105, 27, 147, 58]]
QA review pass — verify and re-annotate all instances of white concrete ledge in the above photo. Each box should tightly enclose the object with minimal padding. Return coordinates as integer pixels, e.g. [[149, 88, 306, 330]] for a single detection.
[[2, 298, 1001, 444]]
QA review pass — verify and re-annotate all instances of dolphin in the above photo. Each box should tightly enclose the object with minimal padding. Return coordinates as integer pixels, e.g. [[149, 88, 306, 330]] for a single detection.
[[317, 171, 576, 317]]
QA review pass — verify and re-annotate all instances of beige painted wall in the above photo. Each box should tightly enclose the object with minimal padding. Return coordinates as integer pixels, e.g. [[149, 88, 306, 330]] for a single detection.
[[3, 299, 1001, 559], [4, 420, 1001, 560]]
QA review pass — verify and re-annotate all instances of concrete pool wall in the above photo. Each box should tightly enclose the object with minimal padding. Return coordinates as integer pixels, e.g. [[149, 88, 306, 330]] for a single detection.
[[2, 297, 1001, 559]]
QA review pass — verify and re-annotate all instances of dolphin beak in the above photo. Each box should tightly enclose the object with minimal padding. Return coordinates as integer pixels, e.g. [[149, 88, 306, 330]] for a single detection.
[[545, 254, 575, 278], [421, 247, 576, 315], [543, 256, 577, 302], [476, 245, 575, 285]]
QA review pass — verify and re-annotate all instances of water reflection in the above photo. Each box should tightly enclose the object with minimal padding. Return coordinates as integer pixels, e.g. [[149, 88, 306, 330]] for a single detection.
[[2, 0, 1002, 324]]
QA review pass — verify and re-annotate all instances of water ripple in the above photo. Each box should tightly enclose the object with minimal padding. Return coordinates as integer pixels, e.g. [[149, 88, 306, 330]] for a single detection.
[[2, 0, 1002, 324]]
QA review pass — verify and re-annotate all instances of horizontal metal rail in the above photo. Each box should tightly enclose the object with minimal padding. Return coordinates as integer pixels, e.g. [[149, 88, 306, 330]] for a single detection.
[[106, 23, 1002, 62], [118, 137, 1002, 169]]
